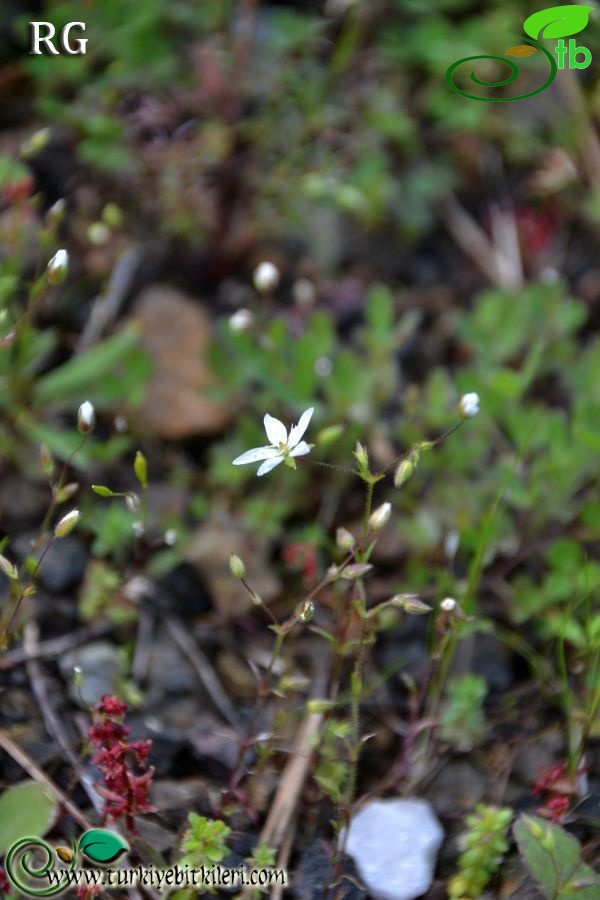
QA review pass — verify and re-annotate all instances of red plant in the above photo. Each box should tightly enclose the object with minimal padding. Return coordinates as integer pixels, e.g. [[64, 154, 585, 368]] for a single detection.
[[532, 761, 575, 824], [282, 541, 317, 583], [88, 695, 156, 832]]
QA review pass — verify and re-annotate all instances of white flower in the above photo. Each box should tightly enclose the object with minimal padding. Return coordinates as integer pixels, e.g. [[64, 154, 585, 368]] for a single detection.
[[459, 392, 480, 419], [253, 261, 280, 293], [440, 597, 456, 612], [233, 407, 314, 477]]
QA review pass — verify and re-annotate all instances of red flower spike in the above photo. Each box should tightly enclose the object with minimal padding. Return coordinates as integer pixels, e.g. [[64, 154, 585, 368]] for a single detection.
[[87, 696, 155, 832]]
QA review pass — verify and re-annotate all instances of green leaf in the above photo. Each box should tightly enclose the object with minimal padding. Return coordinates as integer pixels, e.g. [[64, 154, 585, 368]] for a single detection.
[[514, 815, 600, 899], [32, 327, 151, 409], [0, 781, 58, 854], [78, 828, 129, 864], [523, 5, 593, 40]]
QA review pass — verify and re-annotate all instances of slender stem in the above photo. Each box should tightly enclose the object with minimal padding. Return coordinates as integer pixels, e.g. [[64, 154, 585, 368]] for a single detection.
[[362, 479, 374, 540], [0, 537, 56, 649], [222, 627, 289, 809]]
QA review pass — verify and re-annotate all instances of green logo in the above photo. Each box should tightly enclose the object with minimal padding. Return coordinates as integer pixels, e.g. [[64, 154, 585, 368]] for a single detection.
[[446, 4, 593, 101], [5, 828, 129, 896]]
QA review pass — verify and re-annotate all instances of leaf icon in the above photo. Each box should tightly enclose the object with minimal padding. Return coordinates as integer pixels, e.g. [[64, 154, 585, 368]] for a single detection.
[[523, 5, 593, 40], [505, 45, 539, 57], [78, 829, 129, 864]]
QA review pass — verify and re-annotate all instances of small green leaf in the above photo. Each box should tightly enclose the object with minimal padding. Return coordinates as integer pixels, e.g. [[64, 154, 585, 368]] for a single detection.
[[78, 828, 129, 864], [0, 781, 58, 854], [523, 5, 593, 40]]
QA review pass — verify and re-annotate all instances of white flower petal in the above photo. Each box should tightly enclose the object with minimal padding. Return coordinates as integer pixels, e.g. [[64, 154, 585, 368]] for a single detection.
[[290, 441, 311, 458], [264, 414, 287, 446], [257, 456, 283, 477], [288, 407, 314, 449], [233, 446, 280, 465]]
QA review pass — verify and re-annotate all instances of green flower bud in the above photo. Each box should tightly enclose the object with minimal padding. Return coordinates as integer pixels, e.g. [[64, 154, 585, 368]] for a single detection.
[[394, 454, 417, 488], [341, 563, 373, 580], [229, 554, 246, 579], [134, 451, 148, 488], [392, 594, 432, 614], [54, 508, 80, 538]]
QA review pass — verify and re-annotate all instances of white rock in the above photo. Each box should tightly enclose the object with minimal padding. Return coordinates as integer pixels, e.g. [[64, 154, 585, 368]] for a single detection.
[[340, 798, 444, 900]]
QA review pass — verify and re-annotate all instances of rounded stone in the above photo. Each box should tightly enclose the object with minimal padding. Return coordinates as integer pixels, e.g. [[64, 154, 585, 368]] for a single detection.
[[340, 798, 444, 900]]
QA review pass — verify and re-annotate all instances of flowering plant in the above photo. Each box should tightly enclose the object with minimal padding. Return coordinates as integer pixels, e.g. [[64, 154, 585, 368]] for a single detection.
[[88, 694, 155, 832]]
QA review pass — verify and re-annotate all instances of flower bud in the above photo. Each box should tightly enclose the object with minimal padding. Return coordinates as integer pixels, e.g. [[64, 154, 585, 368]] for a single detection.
[[47, 248, 69, 285], [336, 527, 355, 551], [92, 485, 114, 497], [440, 597, 456, 612], [368, 501, 391, 532], [87, 222, 110, 246], [458, 392, 480, 420], [20, 127, 51, 159], [0, 554, 18, 581], [77, 400, 95, 435], [392, 594, 432, 615], [54, 482, 79, 504], [125, 492, 140, 512], [253, 261, 280, 293], [394, 454, 416, 488], [341, 563, 373, 580], [46, 198, 66, 228], [229, 308, 254, 332], [317, 424, 344, 446], [40, 443, 54, 477], [229, 554, 246, 579], [102, 202, 123, 229], [134, 451, 148, 488], [54, 508, 80, 538], [292, 277, 316, 308], [353, 441, 369, 476], [296, 599, 314, 623], [164, 529, 177, 546]]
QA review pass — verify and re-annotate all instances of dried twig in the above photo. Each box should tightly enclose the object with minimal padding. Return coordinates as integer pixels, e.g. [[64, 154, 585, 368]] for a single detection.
[[24, 620, 103, 814], [76, 245, 144, 352], [258, 708, 324, 851], [131, 608, 154, 684], [0, 621, 111, 670], [164, 614, 240, 728]]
